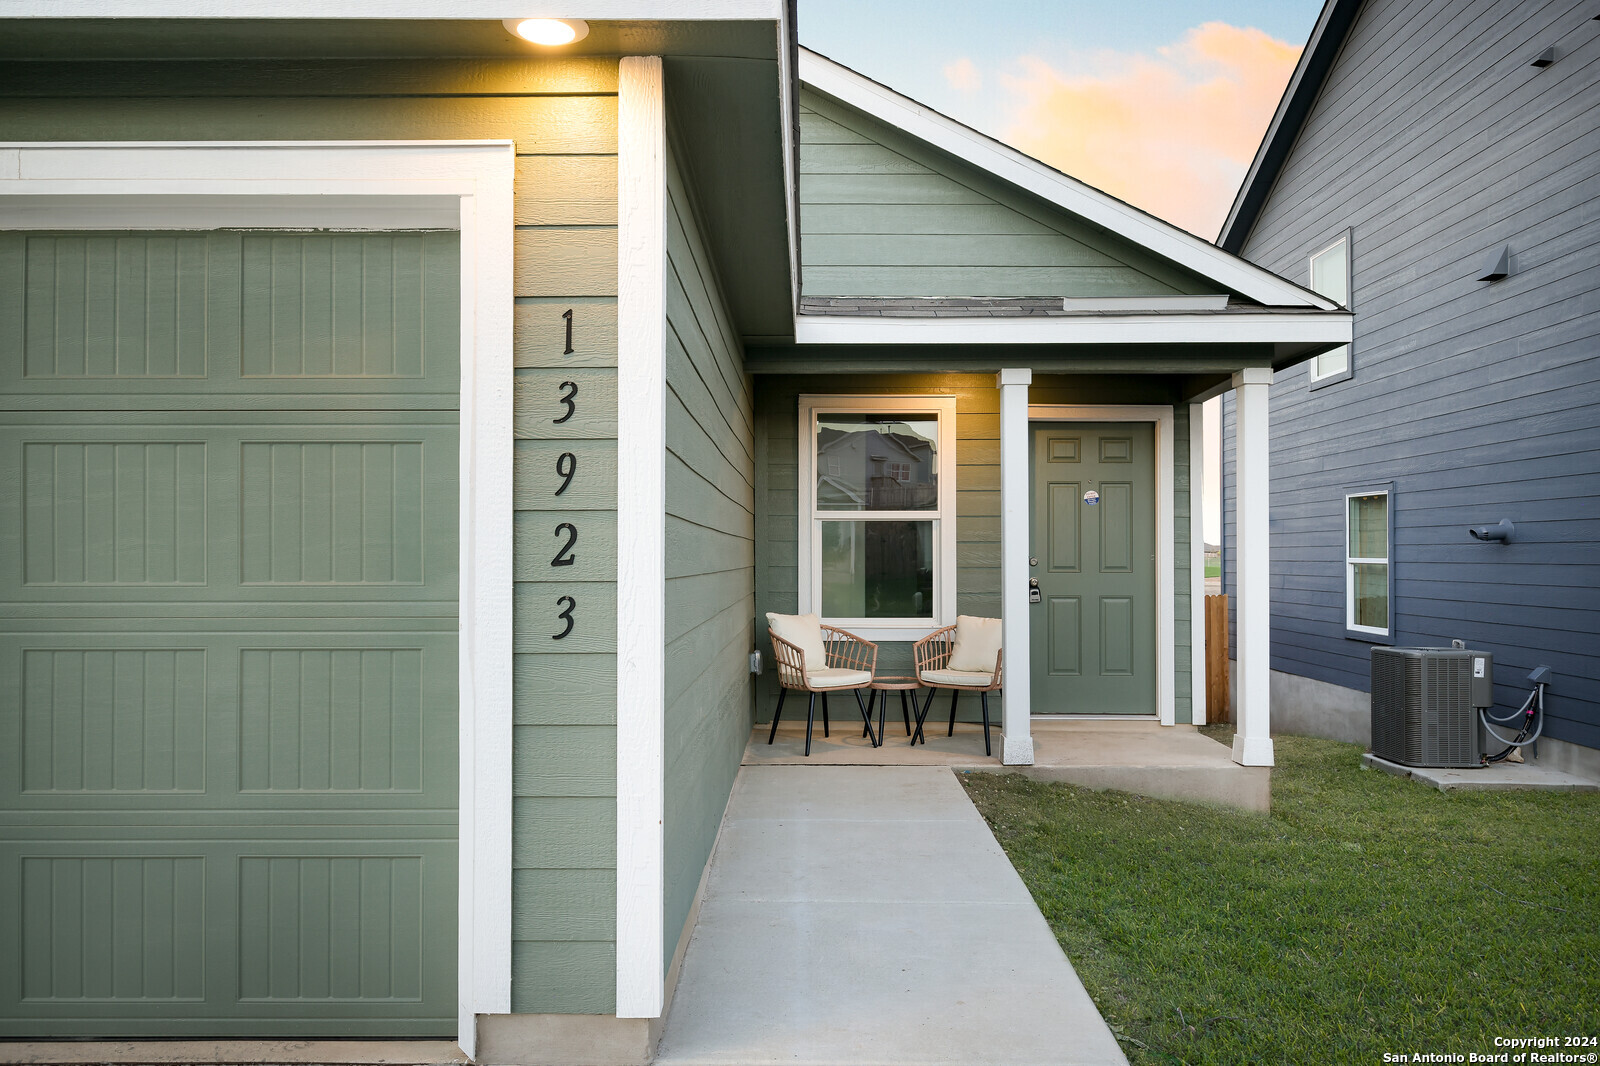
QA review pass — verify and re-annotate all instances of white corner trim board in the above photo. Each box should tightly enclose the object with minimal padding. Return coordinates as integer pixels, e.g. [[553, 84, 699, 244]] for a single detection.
[[0, 139, 517, 1058], [615, 55, 668, 1022], [1027, 405, 1176, 726], [797, 48, 1340, 312]]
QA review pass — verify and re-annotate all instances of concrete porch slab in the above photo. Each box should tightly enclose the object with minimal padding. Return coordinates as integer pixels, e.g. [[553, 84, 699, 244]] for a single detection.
[[746, 718, 1270, 811], [654, 766, 1128, 1066], [1361, 752, 1600, 792]]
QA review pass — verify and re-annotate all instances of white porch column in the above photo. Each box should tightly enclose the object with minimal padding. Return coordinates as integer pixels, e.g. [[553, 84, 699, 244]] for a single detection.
[[998, 368, 1034, 765], [1231, 368, 1275, 766]]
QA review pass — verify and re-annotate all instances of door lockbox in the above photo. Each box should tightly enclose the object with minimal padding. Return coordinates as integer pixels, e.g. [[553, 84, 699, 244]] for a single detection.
[[1028, 577, 1041, 604]]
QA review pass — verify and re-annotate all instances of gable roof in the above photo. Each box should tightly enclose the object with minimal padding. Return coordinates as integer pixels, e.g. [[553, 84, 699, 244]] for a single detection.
[[1217, 0, 1362, 253], [798, 47, 1340, 311]]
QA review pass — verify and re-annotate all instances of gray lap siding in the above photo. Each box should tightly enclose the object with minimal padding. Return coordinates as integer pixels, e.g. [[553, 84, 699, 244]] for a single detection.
[[1221, 0, 1600, 749]]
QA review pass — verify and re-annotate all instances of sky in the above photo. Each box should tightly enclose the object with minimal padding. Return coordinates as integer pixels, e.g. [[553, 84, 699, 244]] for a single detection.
[[799, 0, 1326, 541]]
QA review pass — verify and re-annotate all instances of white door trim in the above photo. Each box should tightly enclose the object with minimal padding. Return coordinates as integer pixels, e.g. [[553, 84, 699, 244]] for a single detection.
[[1025, 405, 1176, 725], [0, 141, 517, 1058]]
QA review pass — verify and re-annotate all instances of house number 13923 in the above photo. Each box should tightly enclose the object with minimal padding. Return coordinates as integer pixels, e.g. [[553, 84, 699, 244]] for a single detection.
[[552, 309, 580, 640]]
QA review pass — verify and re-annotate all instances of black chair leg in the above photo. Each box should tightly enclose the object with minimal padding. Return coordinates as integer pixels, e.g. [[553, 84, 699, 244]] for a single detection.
[[862, 690, 875, 739], [853, 689, 878, 747], [912, 687, 937, 745], [947, 689, 960, 737], [900, 690, 912, 735], [980, 690, 992, 757], [768, 687, 787, 745], [821, 692, 830, 737], [804, 692, 817, 757]]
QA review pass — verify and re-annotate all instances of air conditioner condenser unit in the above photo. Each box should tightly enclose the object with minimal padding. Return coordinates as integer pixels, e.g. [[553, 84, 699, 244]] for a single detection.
[[1370, 647, 1493, 768]]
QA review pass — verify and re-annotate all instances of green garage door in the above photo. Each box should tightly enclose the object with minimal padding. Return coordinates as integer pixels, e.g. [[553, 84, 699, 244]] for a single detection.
[[0, 232, 459, 1037]]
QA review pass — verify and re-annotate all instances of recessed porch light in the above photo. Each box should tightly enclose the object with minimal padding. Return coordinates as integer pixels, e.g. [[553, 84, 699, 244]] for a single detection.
[[503, 18, 589, 46]]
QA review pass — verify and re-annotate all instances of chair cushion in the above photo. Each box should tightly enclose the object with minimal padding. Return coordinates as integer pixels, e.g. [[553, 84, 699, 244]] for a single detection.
[[766, 611, 827, 670], [946, 615, 1002, 672], [920, 668, 997, 688], [807, 668, 873, 690]]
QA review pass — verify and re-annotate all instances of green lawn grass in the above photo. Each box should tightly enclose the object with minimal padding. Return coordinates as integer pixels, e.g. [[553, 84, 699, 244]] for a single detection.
[[1204, 562, 1221, 579], [960, 733, 1600, 1065]]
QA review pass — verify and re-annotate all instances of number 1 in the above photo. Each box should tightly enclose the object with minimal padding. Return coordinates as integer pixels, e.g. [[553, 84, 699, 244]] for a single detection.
[[562, 308, 575, 355]]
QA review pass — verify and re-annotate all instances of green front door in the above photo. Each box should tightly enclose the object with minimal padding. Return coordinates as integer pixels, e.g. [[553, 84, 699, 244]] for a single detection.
[[0, 231, 459, 1037], [1029, 423, 1157, 714]]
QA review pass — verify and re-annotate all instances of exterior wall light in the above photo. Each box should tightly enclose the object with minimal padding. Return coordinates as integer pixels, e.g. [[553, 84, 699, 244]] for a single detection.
[[503, 18, 590, 45]]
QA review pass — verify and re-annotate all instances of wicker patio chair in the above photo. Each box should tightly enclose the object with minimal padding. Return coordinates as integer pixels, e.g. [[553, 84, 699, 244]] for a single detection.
[[912, 617, 1003, 756], [766, 612, 880, 756]]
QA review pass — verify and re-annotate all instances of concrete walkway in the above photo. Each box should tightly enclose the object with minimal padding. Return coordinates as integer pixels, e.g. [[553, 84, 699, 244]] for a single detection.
[[654, 766, 1129, 1066]]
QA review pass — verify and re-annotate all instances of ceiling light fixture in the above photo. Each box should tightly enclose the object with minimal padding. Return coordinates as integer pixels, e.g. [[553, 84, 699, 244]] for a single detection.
[[503, 18, 589, 46]]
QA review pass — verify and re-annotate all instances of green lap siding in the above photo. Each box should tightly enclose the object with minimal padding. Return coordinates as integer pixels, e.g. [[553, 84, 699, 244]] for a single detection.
[[0, 56, 621, 1020], [798, 89, 1214, 299], [662, 136, 755, 974]]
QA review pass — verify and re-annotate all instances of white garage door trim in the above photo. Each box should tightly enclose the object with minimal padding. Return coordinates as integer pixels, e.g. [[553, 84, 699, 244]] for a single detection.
[[0, 141, 516, 1059]]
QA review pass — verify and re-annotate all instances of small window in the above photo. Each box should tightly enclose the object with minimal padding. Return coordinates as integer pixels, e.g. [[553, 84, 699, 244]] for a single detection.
[[1346, 490, 1389, 637], [799, 396, 957, 636], [1310, 233, 1351, 383]]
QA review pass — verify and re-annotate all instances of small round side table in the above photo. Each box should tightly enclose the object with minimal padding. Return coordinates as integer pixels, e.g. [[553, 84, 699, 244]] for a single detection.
[[865, 676, 922, 747]]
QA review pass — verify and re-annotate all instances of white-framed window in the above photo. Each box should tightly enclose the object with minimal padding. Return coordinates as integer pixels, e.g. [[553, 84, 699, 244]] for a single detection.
[[1309, 232, 1351, 384], [1345, 489, 1390, 637], [798, 395, 957, 638]]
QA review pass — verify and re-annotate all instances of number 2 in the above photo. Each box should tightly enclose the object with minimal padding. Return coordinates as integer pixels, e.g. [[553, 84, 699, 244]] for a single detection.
[[555, 451, 576, 496], [553, 380, 577, 425], [553, 596, 576, 640], [551, 522, 578, 567]]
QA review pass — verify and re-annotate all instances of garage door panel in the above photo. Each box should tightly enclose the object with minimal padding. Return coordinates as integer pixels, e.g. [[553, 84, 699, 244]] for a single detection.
[[1, 839, 455, 1035], [1, 632, 456, 814], [0, 232, 458, 404], [1, 420, 457, 605]]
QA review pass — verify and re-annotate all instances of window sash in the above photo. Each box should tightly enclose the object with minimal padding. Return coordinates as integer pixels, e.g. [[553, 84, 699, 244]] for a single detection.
[[1345, 490, 1389, 635], [798, 395, 957, 631], [1310, 235, 1350, 382]]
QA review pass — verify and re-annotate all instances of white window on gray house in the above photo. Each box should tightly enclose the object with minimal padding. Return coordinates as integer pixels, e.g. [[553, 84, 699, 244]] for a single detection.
[[1310, 233, 1351, 382], [1346, 490, 1389, 636], [799, 395, 957, 637]]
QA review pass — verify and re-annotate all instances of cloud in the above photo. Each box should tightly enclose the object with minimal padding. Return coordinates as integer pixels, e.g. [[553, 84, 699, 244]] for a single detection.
[[998, 22, 1301, 239], [943, 56, 982, 92]]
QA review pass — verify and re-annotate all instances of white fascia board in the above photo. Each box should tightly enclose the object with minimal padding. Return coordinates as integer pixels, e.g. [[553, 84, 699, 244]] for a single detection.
[[798, 48, 1339, 311], [793, 312, 1353, 347], [4, 1, 781, 17]]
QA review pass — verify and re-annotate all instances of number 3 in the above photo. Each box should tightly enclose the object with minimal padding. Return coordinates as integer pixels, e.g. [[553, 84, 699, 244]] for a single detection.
[[553, 381, 578, 424], [553, 595, 576, 640]]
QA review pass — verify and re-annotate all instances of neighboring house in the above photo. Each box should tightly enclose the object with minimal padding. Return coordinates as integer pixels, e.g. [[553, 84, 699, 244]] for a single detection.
[[1218, 0, 1599, 778], [0, 7, 1348, 1063]]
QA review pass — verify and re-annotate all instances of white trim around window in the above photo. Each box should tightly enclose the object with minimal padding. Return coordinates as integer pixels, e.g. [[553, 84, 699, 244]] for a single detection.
[[1344, 485, 1393, 640], [797, 395, 958, 641], [0, 140, 516, 1058], [1027, 404, 1176, 725], [1308, 230, 1352, 385]]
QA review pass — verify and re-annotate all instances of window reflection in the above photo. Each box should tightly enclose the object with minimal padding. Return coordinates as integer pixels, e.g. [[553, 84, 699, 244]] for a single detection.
[[816, 415, 937, 511]]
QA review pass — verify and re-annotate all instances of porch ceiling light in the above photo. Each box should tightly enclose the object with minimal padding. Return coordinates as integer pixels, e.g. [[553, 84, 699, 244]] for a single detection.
[[504, 18, 589, 45]]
